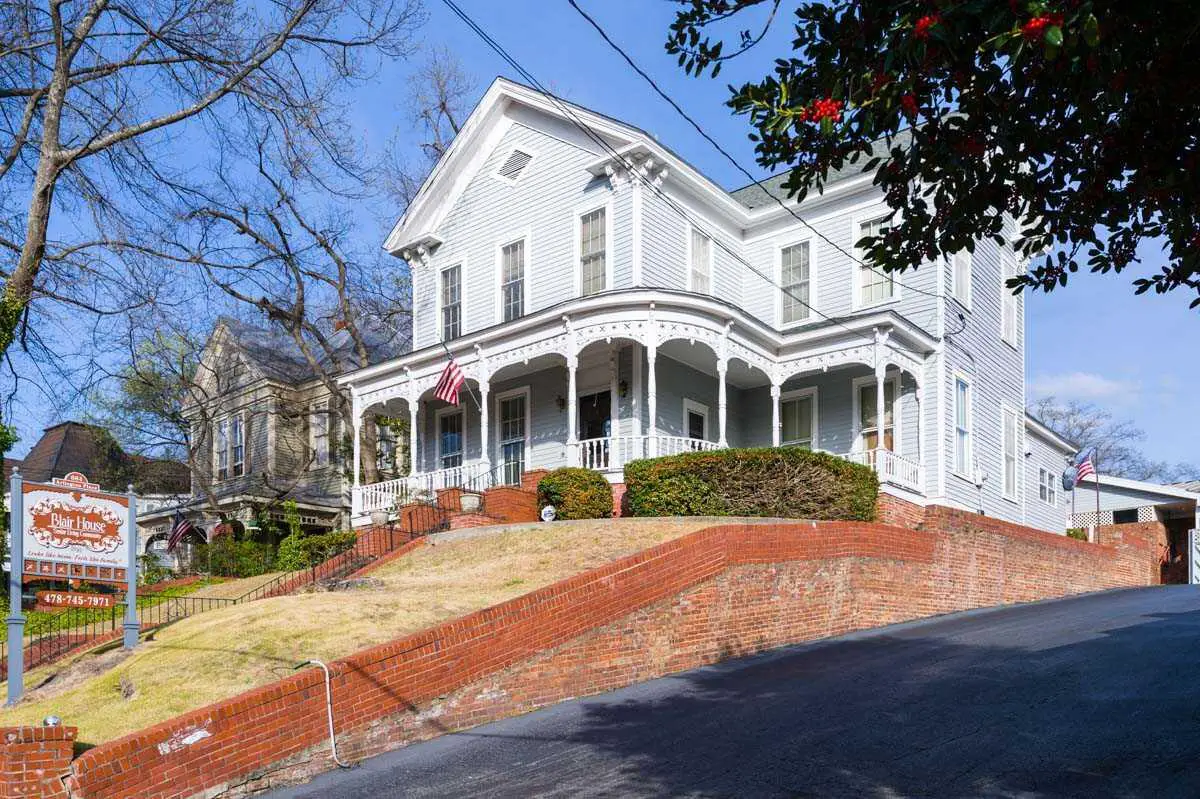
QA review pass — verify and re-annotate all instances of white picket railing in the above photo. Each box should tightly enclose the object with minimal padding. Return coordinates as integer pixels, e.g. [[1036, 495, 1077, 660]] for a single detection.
[[841, 449, 923, 492], [354, 478, 411, 516], [352, 461, 491, 518]]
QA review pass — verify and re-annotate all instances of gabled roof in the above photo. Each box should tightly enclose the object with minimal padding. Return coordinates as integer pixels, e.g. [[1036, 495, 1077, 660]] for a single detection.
[[385, 78, 887, 257], [1024, 412, 1078, 454], [211, 316, 410, 386], [1077, 473, 1198, 502]]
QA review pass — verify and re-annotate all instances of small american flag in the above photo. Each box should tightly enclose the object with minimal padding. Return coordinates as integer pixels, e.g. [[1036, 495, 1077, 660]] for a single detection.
[[1076, 453, 1096, 482], [434, 358, 466, 405], [167, 510, 196, 552]]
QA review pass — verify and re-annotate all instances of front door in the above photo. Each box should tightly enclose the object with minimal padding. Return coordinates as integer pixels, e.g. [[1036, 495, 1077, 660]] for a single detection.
[[578, 390, 611, 468]]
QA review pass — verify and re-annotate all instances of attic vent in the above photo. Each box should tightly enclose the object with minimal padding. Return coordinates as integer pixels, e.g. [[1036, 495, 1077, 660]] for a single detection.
[[496, 149, 533, 182]]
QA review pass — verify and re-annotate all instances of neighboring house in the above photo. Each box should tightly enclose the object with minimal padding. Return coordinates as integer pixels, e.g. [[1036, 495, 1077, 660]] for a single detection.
[[337, 78, 1076, 533], [3, 421, 190, 562], [1069, 474, 1198, 582], [139, 316, 408, 548]]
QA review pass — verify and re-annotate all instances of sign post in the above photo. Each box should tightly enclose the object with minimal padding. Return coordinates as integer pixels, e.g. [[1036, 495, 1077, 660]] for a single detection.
[[6, 471, 136, 704], [123, 486, 138, 649], [7, 469, 25, 706]]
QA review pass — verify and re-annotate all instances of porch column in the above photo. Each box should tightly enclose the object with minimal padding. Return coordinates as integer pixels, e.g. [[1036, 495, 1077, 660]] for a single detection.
[[646, 343, 658, 457], [875, 362, 887, 453], [408, 398, 419, 477], [770, 383, 781, 448], [351, 390, 362, 518], [567, 356, 579, 466], [716, 357, 728, 448], [479, 378, 491, 471]]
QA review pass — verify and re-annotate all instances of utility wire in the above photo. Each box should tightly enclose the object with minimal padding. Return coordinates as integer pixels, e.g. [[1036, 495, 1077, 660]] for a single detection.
[[439, 0, 874, 348], [566, 0, 943, 302], [439, 0, 924, 359]]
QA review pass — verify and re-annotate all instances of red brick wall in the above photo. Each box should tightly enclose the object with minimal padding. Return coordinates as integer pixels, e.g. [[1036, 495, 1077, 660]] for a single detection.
[[876, 493, 926, 529], [521, 469, 550, 494], [0, 726, 75, 799], [32, 510, 1161, 799], [481, 486, 538, 523]]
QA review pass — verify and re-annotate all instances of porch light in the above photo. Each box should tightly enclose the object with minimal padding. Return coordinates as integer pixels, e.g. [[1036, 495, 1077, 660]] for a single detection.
[[556, 395, 566, 411]]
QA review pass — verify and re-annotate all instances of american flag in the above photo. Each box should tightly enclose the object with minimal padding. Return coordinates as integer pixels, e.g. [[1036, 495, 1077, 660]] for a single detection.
[[1076, 453, 1096, 482], [167, 510, 196, 552], [434, 358, 466, 405]]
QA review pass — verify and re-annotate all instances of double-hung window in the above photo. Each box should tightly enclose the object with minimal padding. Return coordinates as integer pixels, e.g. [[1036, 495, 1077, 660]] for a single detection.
[[498, 391, 527, 485], [438, 411, 464, 469], [440, 264, 462, 341], [951, 250, 972, 307], [500, 239, 525, 322], [1002, 408, 1019, 500], [376, 422, 397, 474], [310, 406, 330, 469], [1001, 252, 1019, 345], [214, 418, 229, 481], [954, 378, 971, 475], [857, 216, 895, 305], [231, 415, 245, 477], [780, 390, 816, 448], [690, 229, 712, 293], [858, 381, 895, 451], [579, 207, 607, 296], [780, 242, 811, 325], [1038, 467, 1059, 505]]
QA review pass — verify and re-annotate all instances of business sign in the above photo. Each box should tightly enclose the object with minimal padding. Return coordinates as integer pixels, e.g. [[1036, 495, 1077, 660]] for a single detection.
[[36, 591, 116, 609], [20, 472, 131, 583]]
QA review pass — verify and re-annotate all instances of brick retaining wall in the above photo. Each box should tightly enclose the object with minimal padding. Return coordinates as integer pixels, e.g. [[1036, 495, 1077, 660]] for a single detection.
[[5, 509, 1162, 799]]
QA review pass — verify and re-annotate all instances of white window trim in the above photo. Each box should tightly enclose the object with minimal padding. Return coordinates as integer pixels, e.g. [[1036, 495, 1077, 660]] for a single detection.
[[775, 236, 817, 330], [436, 259, 466, 343], [850, 374, 901, 453], [435, 405, 466, 468], [213, 416, 230, 482], [1000, 249, 1020, 349], [494, 231, 532, 323], [686, 225, 715, 294], [949, 250, 972, 311], [851, 210, 902, 311], [1001, 405, 1021, 503], [779, 386, 819, 447], [951, 372, 974, 481], [494, 385, 532, 471], [573, 197, 614, 298], [231, 412, 246, 477], [491, 146, 538, 185], [682, 398, 710, 441], [308, 402, 330, 471], [1038, 467, 1058, 506]]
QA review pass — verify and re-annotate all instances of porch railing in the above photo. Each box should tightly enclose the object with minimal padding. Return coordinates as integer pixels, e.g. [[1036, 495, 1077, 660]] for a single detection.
[[352, 461, 491, 517], [841, 448, 923, 492], [578, 434, 721, 472]]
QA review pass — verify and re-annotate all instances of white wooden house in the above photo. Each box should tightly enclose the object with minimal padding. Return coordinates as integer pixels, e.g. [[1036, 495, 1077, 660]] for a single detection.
[[340, 78, 1074, 532]]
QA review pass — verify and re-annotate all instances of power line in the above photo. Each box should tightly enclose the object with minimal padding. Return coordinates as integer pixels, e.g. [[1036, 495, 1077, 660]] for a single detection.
[[565, 0, 944, 303], [438, 0, 887, 352]]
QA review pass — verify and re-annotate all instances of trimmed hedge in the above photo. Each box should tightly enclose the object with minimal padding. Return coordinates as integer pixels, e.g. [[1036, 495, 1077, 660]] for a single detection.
[[623, 447, 879, 521], [537, 467, 613, 520]]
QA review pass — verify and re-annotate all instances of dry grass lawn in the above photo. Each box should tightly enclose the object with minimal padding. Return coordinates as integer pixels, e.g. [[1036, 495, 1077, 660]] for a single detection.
[[187, 570, 300, 600], [0, 518, 715, 745]]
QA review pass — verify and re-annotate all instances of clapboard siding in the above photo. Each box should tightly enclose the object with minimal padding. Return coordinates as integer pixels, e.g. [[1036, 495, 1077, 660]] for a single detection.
[[1025, 426, 1069, 533]]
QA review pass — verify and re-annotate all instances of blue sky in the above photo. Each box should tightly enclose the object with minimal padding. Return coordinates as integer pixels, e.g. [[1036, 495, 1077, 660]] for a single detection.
[[12, 1, 1197, 467]]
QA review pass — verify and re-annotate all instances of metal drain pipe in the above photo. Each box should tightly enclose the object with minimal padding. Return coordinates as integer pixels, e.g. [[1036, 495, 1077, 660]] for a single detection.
[[294, 659, 352, 769]]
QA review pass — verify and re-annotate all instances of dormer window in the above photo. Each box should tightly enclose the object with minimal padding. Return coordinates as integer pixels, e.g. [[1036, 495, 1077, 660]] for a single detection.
[[495, 149, 534, 183]]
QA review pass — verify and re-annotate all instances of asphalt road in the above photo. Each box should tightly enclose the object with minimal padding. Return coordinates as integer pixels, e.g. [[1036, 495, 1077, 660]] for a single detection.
[[268, 586, 1200, 798]]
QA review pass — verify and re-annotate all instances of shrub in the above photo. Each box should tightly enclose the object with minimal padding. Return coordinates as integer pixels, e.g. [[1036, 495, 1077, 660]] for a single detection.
[[538, 467, 613, 520], [1066, 527, 1089, 541], [195, 537, 277, 578], [276, 529, 357, 571], [623, 447, 878, 521]]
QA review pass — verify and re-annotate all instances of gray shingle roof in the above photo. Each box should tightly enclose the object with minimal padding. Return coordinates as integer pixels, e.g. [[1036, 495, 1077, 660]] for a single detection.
[[729, 128, 914, 210], [218, 316, 410, 385]]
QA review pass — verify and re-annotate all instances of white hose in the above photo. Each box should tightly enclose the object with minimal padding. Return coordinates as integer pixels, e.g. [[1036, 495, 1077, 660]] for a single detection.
[[294, 659, 352, 769]]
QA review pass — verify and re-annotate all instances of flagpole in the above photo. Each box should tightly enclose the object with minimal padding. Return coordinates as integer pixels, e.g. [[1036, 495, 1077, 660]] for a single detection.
[[439, 341, 482, 411]]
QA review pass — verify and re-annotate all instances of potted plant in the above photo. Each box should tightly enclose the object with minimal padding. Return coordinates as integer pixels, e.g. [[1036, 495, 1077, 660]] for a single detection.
[[369, 508, 390, 529], [459, 491, 482, 513]]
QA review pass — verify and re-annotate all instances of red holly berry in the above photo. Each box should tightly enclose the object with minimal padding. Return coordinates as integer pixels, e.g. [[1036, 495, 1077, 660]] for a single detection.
[[1021, 13, 1063, 42], [807, 97, 845, 123], [900, 93, 919, 117], [913, 14, 940, 40]]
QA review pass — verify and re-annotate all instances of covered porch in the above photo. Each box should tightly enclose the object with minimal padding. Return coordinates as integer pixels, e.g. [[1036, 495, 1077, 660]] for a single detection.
[[343, 291, 932, 522]]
